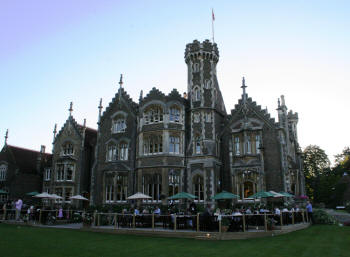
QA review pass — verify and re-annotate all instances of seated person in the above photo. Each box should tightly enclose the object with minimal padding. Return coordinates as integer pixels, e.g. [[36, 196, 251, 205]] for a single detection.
[[275, 207, 281, 215], [154, 206, 161, 215], [134, 208, 140, 215], [245, 208, 252, 214]]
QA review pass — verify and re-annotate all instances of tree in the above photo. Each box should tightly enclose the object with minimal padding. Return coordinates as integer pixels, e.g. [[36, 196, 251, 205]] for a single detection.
[[303, 145, 330, 202]]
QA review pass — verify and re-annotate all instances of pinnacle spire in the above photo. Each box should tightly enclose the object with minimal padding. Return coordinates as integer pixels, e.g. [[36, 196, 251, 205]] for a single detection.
[[241, 76, 247, 101], [69, 102, 73, 117], [98, 98, 103, 124], [119, 74, 123, 88], [4, 129, 8, 145]]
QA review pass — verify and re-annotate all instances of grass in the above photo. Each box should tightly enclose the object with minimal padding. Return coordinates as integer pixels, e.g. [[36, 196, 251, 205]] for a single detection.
[[0, 224, 349, 257]]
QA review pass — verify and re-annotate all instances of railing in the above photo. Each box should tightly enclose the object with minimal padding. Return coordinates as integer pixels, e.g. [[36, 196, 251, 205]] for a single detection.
[[0, 208, 85, 224], [90, 211, 308, 233]]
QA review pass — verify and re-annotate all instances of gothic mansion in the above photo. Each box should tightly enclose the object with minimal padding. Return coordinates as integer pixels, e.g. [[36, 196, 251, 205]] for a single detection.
[[39, 39, 305, 206]]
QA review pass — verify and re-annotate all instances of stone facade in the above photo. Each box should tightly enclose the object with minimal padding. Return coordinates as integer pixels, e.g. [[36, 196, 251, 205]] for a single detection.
[[90, 40, 305, 206]]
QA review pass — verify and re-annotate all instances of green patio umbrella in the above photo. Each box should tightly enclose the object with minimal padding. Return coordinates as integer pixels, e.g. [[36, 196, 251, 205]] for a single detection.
[[26, 191, 39, 196], [0, 189, 8, 194], [249, 191, 274, 198], [211, 191, 240, 200], [168, 192, 197, 200], [279, 192, 294, 197]]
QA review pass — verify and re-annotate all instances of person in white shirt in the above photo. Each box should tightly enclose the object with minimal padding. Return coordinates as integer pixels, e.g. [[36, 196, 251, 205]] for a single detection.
[[134, 208, 140, 215], [154, 206, 161, 215], [275, 207, 281, 215], [15, 198, 23, 221]]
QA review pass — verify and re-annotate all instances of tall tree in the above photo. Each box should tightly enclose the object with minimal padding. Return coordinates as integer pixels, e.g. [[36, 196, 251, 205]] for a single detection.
[[303, 145, 330, 201]]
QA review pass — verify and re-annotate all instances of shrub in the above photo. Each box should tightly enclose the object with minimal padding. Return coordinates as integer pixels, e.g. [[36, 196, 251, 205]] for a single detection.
[[313, 209, 337, 225]]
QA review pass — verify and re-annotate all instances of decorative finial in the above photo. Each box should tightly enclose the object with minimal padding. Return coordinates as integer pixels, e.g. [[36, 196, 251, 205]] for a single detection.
[[241, 76, 247, 101], [278, 98, 281, 108], [119, 74, 123, 88], [69, 102, 73, 116], [98, 98, 103, 123], [139, 90, 143, 102], [4, 129, 8, 145], [83, 119, 86, 128], [53, 124, 57, 143]]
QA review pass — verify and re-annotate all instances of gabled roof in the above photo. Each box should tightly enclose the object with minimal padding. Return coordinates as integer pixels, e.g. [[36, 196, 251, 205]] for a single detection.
[[102, 87, 138, 118], [226, 93, 277, 130], [140, 87, 166, 105], [0, 145, 52, 174]]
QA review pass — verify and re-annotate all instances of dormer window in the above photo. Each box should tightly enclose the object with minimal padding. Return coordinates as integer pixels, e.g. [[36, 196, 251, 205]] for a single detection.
[[62, 143, 74, 156], [112, 119, 126, 133], [169, 107, 180, 123], [144, 105, 163, 124]]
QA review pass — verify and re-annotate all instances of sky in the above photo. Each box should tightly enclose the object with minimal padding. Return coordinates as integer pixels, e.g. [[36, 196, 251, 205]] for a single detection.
[[0, 0, 349, 163]]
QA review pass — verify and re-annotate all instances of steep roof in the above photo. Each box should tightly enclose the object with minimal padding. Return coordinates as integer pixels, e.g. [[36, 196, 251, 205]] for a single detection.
[[0, 145, 52, 174]]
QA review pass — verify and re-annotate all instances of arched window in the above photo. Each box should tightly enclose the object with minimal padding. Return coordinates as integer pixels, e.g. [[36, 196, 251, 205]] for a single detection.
[[244, 181, 254, 198], [112, 118, 126, 133], [168, 170, 180, 197], [193, 175, 204, 201], [193, 63, 200, 72], [119, 142, 128, 160], [204, 79, 212, 89], [195, 136, 201, 154], [116, 175, 128, 201], [194, 87, 201, 102], [143, 134, 163, 155], [144, 105, 163, 124], [62, 142, 74, 156], [106, 143, 118, 161], [0, 164, 7, 181], [169, 106, 181, 123]]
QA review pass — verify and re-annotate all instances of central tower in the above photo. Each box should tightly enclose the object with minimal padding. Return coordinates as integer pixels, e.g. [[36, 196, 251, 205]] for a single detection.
[[184, 40, 226, 202]]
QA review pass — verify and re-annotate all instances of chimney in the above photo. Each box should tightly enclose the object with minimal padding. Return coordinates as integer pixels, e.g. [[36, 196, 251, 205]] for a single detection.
[[183, 92, 187, 99], [40, 145, 46, 154]]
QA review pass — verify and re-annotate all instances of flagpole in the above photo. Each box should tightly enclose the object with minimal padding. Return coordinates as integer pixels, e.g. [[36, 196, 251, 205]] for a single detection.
[[212, 8, 215, 43]]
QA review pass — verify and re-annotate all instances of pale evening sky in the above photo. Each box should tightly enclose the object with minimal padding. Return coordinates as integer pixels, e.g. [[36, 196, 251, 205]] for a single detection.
[[0, 0, 349, 163]]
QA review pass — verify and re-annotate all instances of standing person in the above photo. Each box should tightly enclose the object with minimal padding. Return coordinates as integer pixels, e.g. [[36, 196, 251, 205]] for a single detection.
[[15, 198, 23, 221], [306, 201, 314, 224], [2, 201, 7, 220], [58, 206, 63, 220]]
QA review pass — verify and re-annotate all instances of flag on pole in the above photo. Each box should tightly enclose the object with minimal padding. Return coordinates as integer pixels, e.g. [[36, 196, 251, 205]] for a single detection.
[[212, 9, 215, 21]]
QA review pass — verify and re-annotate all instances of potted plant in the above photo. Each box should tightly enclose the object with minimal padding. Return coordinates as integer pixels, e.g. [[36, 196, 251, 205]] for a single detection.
[[82, 212, 93, 227]]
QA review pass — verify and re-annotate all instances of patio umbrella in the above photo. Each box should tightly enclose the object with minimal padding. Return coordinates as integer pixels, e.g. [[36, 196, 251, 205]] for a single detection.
[[250, 191, 274, 198], [70, 195, 89, 201], [269, 191, 285, 198], [26, 191, 39, 196], [279, 192, 294, 197], [50, 194, 63, 199], [127, 192, 152, 200], [168, 192, 197, 200], [33, 192, 53, 198], [0, 189, 8, 194], [211, 191, 240, 200]]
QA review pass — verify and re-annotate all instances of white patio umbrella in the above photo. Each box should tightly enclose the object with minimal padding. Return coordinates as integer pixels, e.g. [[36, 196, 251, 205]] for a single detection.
[[33, 192, 53, 198], [127, 192, 152, 200], [70, 195, 89, 201], [50, 194, 63, 199]]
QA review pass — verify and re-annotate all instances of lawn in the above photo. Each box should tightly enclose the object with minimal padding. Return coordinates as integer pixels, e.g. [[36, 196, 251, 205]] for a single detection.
[[0, 224, 349, 257]]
